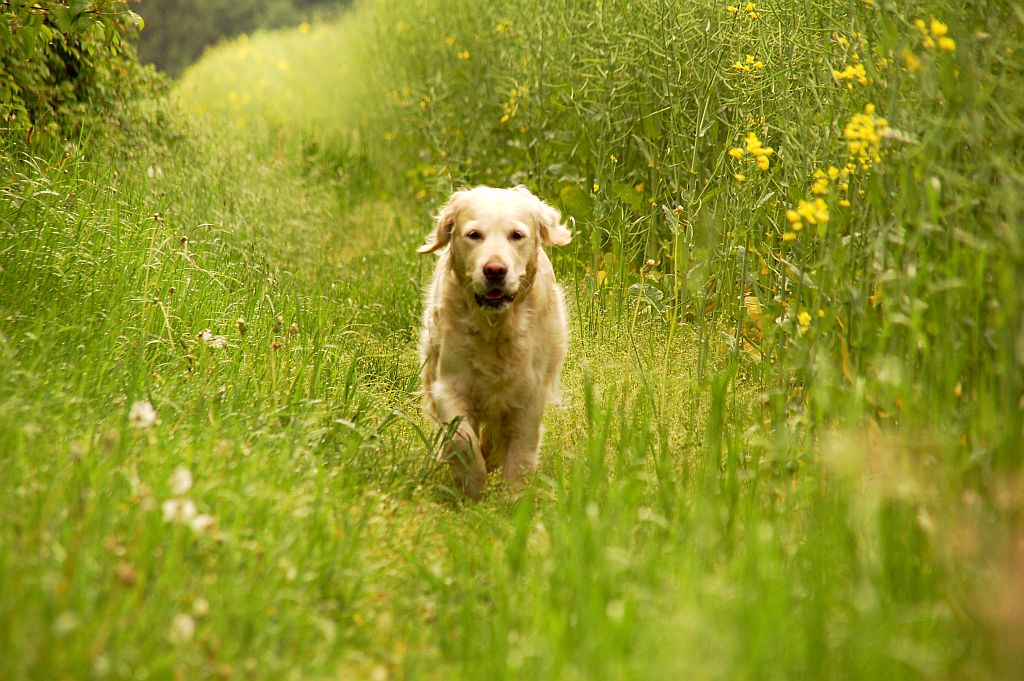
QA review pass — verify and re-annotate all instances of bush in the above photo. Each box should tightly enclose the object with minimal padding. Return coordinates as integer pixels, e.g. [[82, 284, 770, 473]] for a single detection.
[[0, 1, 156, 133]]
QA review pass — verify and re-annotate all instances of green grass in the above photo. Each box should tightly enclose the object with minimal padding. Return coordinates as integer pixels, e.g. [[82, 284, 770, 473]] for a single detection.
[[2, 0, 1023, 679]]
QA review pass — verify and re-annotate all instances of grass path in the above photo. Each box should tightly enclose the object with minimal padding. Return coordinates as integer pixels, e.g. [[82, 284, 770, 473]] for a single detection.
[[3, 5, 1022, 679]]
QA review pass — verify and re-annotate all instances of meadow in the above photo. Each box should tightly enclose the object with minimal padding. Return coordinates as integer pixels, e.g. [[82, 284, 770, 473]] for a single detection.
[[1, 0, 1022, 679]]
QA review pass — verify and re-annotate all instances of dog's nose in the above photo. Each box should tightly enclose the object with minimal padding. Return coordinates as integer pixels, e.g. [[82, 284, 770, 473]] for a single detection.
[[483, 262, 508, 281]]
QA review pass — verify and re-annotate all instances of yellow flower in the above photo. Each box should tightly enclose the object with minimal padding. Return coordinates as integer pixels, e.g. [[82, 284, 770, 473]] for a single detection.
[[786, 209, 801, 224], [745, 2, 756, 11], [812, 178, 829, 195], [838, 199, 851, 207], [798, 310, 812, 333], [726, 6, 739, 13], [734, 173, 748, 182], [756, 155, 770, 171], [610, 154, 618, 163], [827, 165, 840, 180], [938, 37, 956, 52], [930, 19, 948, 37], [844, 104, 889, 169], [444, 35, 456, 47], [593, 183, 600, 193], [795, 198, 829, 226], [782, 231, 797, 241], [634, 182, 645, 192], [728, 147, 745, 159], [457, 50, 471, 60]]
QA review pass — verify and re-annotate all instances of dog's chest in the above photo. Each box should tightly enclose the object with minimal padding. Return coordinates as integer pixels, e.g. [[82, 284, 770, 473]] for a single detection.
[[444, 325, 539, 412]]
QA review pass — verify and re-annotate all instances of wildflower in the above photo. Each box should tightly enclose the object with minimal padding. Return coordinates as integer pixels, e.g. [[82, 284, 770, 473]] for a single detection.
[[726, 6, 738, 13], [299, 22, 311, 34], [838, 199, 851, 207], [812, 178, 829, 195], [162, 498, 198, 523], [457, 50, 471, 61], [844, 103, 889, 169], [169, 613, 195, 644], [496, 19, 513, 34], [798, 310, 812, 333], [938, 37, 956, 52], [782, 231, 797, 242], [419, 96, 430, 109], [593, 183, 600, 193], [192, 598, 210, 617], [170, 466, 193, 496], [443, 36, 456, 47], [828, 165, 840, 180], [610, 154, 618, 163], [734, 173, 747, 182], [930, 19, 948, 37], [129, 400, 157, 428], [787, 198, 829, 232], [832, 63, 869, 88], [728, 147, 745, 159], [198, 329, 227, 349], [798, 198, 830, 225]]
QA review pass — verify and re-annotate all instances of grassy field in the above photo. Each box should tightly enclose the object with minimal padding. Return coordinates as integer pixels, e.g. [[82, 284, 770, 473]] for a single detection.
[[2, 0, 1023, 679]]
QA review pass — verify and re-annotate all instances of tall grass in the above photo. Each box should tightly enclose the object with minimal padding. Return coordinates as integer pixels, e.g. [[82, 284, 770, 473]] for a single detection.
[[2, 0, 1022, 679]]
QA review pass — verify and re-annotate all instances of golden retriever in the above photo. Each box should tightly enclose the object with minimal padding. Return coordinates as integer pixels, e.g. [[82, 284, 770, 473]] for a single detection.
[[417, 186, 572, 498]]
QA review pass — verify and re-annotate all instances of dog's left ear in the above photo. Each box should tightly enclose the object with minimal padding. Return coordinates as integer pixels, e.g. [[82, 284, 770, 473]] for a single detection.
[[513, 185, 573, 247], [418, 190, 467, 254]]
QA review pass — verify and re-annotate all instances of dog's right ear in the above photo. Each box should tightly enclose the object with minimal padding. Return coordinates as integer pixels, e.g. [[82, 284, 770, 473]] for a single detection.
[[417, 190, 466, 254]]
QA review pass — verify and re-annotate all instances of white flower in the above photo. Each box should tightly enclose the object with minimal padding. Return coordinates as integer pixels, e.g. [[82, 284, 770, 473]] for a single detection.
[[162, 498, 198, 523], [197, 329, 227, 349], [189, 514, 216, 534], [168, 613, 195, 643], [192, 597, 210, 617], [169, 466, 193, 496], [128, 400, 157, 428]]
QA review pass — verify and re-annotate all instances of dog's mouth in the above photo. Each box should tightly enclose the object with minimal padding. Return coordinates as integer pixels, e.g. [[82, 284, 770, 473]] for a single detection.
[[475, 288, 516, 309]]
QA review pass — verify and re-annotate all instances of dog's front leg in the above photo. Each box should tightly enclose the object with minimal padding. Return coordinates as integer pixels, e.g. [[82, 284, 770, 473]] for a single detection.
[[433, 387, 488, 499], [501, 406, 544, 492]]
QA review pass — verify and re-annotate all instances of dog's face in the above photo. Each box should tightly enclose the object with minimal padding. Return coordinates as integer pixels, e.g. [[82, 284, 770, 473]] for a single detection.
[[418, 186, 572, 311]]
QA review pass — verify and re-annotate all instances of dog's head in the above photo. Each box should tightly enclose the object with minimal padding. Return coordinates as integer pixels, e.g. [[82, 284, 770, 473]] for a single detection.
[[418, 186, 572, 311]]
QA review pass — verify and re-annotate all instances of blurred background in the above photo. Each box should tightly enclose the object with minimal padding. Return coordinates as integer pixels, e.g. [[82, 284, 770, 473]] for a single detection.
[[135, 0, 348, 76]]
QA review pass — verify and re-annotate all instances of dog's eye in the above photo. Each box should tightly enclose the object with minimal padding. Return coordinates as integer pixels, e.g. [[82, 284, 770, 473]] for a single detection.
[[510, 230, 526, 241], [466, 230, 482, 240]]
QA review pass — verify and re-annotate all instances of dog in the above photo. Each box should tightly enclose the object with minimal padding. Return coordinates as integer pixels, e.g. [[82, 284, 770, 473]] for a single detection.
[[417, 185, 572, 498]]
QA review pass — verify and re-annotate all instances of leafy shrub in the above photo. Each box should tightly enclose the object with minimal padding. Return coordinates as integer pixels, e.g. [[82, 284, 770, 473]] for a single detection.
[[0, 0, 153, 133]]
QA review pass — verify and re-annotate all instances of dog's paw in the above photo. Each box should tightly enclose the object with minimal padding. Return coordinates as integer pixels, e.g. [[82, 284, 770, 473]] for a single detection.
[[457, 465, 487, 500]]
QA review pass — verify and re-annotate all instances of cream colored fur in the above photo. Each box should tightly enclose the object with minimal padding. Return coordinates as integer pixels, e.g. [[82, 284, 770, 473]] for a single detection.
[[417, 186, 572, 499]]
